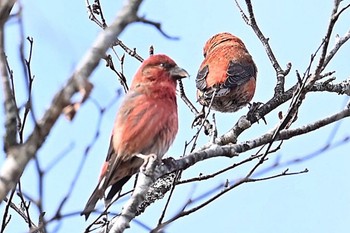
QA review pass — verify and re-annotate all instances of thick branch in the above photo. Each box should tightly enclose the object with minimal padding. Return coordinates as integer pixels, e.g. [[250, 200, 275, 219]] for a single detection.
[[108, 155, 159, 233], [185, 108, 350, 172], [0, 0, 16, 24], [311, 78, 350, 95], [0, 0, 18, 151], [217, 84, 296, 145], [315, 0, 341, 75], [107, 107, 350, 230]]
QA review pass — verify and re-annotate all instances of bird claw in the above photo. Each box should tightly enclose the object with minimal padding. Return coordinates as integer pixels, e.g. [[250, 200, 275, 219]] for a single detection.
[[204, 122, 214, 136], [247, 102, 267, 124], [248, 101, 263, 112], [162, 157, 176, 168], [136, 153, 158, 174], [260, 116, 267, 125], [191, 110, 206, 128], [193, 117, 214, 136], [191, 107, 214, 136]]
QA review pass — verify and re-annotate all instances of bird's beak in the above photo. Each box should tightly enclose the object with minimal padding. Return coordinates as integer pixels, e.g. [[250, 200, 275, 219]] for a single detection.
[[170, 66, 189, 80]]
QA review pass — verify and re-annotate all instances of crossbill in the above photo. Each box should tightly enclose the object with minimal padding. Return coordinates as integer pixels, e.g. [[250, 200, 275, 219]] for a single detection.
[[82, 54, 188, 220], [196, 32, 257, 113]]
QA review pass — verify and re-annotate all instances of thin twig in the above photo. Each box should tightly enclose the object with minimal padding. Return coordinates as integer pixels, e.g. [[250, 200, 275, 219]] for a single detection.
[[104, 54, 129, 93], [136, 16, 180, 40], [322, 28, 350, 71], [315, 0, 342, 75], [19, 37, 36, 143], [235, 0, 291, 95], [152, 167, 307, 231], [178, 142, 282, 184], [114, 38, 144, 62], [156, 139, 191, 227], [1, 189, 16, 233]]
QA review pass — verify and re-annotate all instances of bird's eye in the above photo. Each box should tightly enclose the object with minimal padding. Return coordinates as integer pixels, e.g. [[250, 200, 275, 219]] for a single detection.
[[160, 63, 172, 69]]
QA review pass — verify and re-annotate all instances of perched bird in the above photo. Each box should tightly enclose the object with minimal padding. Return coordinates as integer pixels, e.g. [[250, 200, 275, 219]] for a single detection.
[[196, 32, 257, 113], [82, 54, 188, 220]]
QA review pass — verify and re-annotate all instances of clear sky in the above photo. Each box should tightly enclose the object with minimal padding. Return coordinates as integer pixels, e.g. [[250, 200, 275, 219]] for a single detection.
[[1, 0, 350, 232]]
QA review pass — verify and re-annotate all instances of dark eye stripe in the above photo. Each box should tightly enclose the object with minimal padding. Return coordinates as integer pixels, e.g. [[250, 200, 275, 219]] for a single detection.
[[160, 63, 174, 69]]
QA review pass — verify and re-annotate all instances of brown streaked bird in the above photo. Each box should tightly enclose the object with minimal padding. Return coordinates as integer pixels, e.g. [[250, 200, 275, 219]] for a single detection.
[[196, 32, 257, 113], [81, 54, 189, 220]]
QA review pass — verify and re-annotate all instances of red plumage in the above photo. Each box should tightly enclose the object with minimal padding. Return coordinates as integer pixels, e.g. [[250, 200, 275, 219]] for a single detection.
[[196, 32, 257, 112], [82, 54, 188, 219]]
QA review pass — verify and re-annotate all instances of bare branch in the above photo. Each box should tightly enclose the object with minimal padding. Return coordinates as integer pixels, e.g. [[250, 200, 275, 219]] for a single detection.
[[159, 107, 350, 177], [136, 16, 180, 40], [107, 154, 160, 233], [235, 0, 291, 95], [104, 54, 129, 93], [1, 189, 16, 232], [19, 37, 36, 143], [0, 0, 16, 24], [2, 195, 38, 231], [0, 1, 18, 152], [322, 29, 350, 71], [134, 173, 176, 218], [86, 0, 108, 29], [152, 167, 307, 232], [178, 79, 200, 119], [177, 153, 261, 184], [113, 38, 144, 62], [105, 105, 350, 231], [315, 0, 342, 75], [311, 77, 350, 95]]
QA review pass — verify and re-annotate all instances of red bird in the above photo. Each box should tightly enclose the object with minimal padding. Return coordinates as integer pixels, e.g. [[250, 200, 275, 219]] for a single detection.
[[196, 32, 257, 113], [82, 54, 188, 219]]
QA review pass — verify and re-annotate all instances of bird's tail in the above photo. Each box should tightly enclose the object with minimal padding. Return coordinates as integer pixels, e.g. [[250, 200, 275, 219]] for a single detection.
[[104, 175, 131, 205], [81, 185, 103, 220]]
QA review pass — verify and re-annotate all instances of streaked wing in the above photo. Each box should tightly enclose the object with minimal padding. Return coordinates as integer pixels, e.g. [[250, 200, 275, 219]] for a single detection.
[[195, 65, 209, 91], [222, 60, 256, 89]]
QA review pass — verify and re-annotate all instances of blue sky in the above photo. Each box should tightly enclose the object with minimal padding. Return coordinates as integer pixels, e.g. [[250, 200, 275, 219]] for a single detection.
[[1, 0, 350, 232]]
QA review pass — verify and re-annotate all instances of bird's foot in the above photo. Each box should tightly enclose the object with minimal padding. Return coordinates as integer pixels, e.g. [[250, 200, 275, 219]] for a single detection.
[[136, 153, 159, 174], [161, 157, 177, 169], [191, 108, 206, 128], [247, 102, 267, 124], [191, 107, 214, 135]]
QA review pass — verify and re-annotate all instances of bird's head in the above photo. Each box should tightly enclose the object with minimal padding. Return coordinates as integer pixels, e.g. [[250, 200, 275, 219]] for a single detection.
[[131, 54, 189, 88], [203, 32, 245, 57]]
